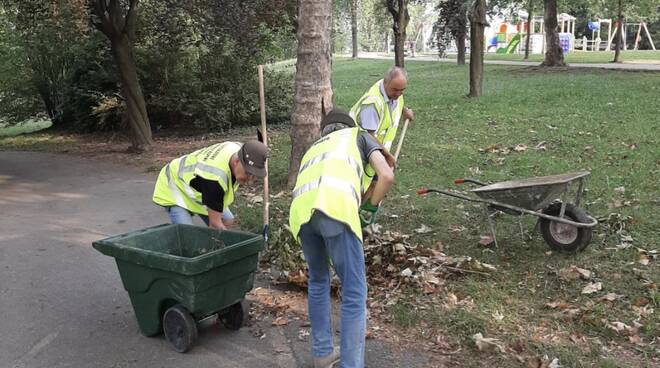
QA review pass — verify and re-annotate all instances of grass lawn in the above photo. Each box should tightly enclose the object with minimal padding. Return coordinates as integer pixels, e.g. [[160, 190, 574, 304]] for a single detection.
[[256, 60, 660, 367], [484, 50, 660, 63], [2, 59, 658, 366], [0, 117, 52, 137]]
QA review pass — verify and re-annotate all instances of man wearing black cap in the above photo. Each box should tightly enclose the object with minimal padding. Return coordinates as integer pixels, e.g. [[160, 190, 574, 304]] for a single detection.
[[152, 140, 267, 230], [289, 108, 394, 368]]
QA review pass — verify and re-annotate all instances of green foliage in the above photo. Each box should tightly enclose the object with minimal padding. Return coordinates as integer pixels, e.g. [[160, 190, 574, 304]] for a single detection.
[[433, 0, 469, 57], [0, 0, 296, 132]]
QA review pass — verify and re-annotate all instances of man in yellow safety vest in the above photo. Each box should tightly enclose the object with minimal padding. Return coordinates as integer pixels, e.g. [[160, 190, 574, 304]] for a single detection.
[[349, 66, 413, 201], [152, 140, 267, 230], [349, 66, 414, 153], [289, 108, 394, 368]]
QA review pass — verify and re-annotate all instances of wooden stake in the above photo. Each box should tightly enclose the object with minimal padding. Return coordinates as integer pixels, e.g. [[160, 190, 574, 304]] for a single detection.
[[257, 65, 269, 243]]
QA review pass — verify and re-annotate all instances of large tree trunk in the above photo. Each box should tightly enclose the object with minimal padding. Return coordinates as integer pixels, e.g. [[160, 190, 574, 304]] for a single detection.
[[111, 34, 152, 151], [91, 0, 153, 151], [287, 0, 333, 187], [613, 0, 623, 63], [468, 0, 486, 98], [387, 0, 410, 67], [524, 0, 532, 60], [541, 0, 566, 67], [351, 0, 358, 58], [456, 36, 466, 65]]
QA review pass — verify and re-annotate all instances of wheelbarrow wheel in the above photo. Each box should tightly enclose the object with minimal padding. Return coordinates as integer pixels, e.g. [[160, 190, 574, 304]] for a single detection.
[[219, 299, 249, 330], [539, 203, 593, 252], [163, 304, 198, 353]]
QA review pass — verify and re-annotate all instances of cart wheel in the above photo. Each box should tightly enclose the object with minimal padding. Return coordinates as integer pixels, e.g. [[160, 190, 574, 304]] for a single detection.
[[219, 300, 249, 330], [163, 304, 198, 353], [539, 203, 593, 252]]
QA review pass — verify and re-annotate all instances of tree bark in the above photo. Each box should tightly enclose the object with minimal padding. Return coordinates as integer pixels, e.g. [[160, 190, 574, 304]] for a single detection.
[[387, 0, 410, 67], [456, 36, 466, 65], [351, 0, 358, 58], [91, 0, 153, 151], [541, 0, 566, 67], [287, 0, 333, 187], [613, 0, 623, 63], [524, 0, 532, 60], [468, 0, 486, 98]]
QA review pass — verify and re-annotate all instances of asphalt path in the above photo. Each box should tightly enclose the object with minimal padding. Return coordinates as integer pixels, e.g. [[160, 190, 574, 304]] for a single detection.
[[356, 51, 660, 71], [0, 151, 435, 368]]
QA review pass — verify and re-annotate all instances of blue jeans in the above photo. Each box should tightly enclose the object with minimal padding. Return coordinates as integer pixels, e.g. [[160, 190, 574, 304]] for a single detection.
[[299, 211, 367, 368], [165, 206, 233, 226]]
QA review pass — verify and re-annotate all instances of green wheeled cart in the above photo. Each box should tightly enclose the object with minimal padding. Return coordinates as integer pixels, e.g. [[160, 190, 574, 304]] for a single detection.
[[93, 224, 263, 352]]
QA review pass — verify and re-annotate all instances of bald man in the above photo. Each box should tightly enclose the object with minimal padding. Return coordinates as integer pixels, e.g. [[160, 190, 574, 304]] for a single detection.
[[349, 66, 414, 154]]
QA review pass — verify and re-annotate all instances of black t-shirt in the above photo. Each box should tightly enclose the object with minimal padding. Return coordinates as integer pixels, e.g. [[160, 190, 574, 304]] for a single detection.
[[356, 131, 382, 165], [190, 175, 234, 212]]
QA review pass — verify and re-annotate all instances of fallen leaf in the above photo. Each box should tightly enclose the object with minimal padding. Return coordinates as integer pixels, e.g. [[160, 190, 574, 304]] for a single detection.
[[478, 235, 494, 247], [472, 333, 505, 353], [633, 297, 649, 306], [534, 141, 547, 150], [639, 254, 650, 266], [596, 293, 624, 302], [559, 265, 591, 281], [613, 186, 625, 195], [272, 316, 289, 326], [414, 224, 433, 234], [581, 282, 602, 294], [514, 144, 528, 152], [401, 268, 413, 277]]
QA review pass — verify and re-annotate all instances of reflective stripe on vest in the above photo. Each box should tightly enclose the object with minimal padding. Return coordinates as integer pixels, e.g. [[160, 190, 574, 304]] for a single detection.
[[292, 175, 360, 204]]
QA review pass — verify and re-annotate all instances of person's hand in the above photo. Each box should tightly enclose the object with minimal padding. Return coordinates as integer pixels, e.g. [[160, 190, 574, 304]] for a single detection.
[[383, 149, 397, 168], [403, 107, 414, 122], [359, 202, 380, 228]]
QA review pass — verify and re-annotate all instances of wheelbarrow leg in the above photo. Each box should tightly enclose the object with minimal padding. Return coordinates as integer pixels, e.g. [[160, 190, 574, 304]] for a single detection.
[[483, 204, 499, 248]]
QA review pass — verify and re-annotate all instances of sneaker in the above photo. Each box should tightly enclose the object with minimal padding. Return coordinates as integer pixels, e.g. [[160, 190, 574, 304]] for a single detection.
[[313, 347, 340, 368]]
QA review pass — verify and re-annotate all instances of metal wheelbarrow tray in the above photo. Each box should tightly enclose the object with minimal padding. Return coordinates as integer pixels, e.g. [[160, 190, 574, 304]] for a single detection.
[[93, 224, 263, 352], [418, 171, 598, 252]]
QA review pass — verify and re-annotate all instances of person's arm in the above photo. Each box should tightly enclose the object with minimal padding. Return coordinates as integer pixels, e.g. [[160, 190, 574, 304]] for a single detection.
[[367, 150, 394, 205], [359, 104, 380, 135]]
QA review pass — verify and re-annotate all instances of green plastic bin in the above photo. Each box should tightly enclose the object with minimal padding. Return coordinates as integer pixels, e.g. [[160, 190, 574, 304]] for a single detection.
[[93, 224, 263, 352]]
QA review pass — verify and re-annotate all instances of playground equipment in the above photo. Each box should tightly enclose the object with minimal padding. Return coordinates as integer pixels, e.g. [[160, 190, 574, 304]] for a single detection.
[[575, 19, 656, 52]]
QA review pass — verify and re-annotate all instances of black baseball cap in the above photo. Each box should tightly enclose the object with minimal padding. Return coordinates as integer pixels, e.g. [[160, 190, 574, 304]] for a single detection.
[[238, 140, 268, 177]]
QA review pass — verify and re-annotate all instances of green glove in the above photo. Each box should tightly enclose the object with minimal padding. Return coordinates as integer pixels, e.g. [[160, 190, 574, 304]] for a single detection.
[[359, 202, 380, 228]]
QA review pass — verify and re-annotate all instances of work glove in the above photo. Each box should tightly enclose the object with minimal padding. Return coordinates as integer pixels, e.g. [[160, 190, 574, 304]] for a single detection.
[[359, 202, 380, 228]]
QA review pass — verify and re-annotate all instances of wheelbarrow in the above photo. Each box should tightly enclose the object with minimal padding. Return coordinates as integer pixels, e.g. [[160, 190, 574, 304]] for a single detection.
[[417, 171, 598, 252], [93, 224, 263, 352]]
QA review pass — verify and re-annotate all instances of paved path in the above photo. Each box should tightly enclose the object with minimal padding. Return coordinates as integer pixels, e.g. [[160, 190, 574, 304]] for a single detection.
[[355, 52, 660, 71], [0, 151, 437, 368]]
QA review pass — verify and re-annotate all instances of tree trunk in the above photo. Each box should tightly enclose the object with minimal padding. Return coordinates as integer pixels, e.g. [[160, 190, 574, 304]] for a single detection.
[[468, 0, 486, 98], [541, 0, 566, 67], [91, 0, 152, 151], [613, 0, 623, 63], [287, 0, 333, 187], [111, 34, 153, 151], [351, 0, 358, 58], [524, 0, 532, 60], [457, 36, 466, 65], [387, 0, 410, 68]]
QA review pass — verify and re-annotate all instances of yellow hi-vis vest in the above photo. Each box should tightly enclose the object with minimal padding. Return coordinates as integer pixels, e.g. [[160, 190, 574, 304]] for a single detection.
[[152, 142, 240, 215], [349, 79, 405, 151], [349, 79, 404, 191], [289, 128, 364, 242]]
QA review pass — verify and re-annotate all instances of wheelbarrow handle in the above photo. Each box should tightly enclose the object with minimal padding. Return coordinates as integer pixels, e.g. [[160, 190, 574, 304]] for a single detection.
[[454, 178, 487, 186]]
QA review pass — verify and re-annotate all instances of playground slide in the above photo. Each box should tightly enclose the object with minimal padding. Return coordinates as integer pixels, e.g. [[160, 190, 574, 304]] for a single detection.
[[496, 33, 522, 54]]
